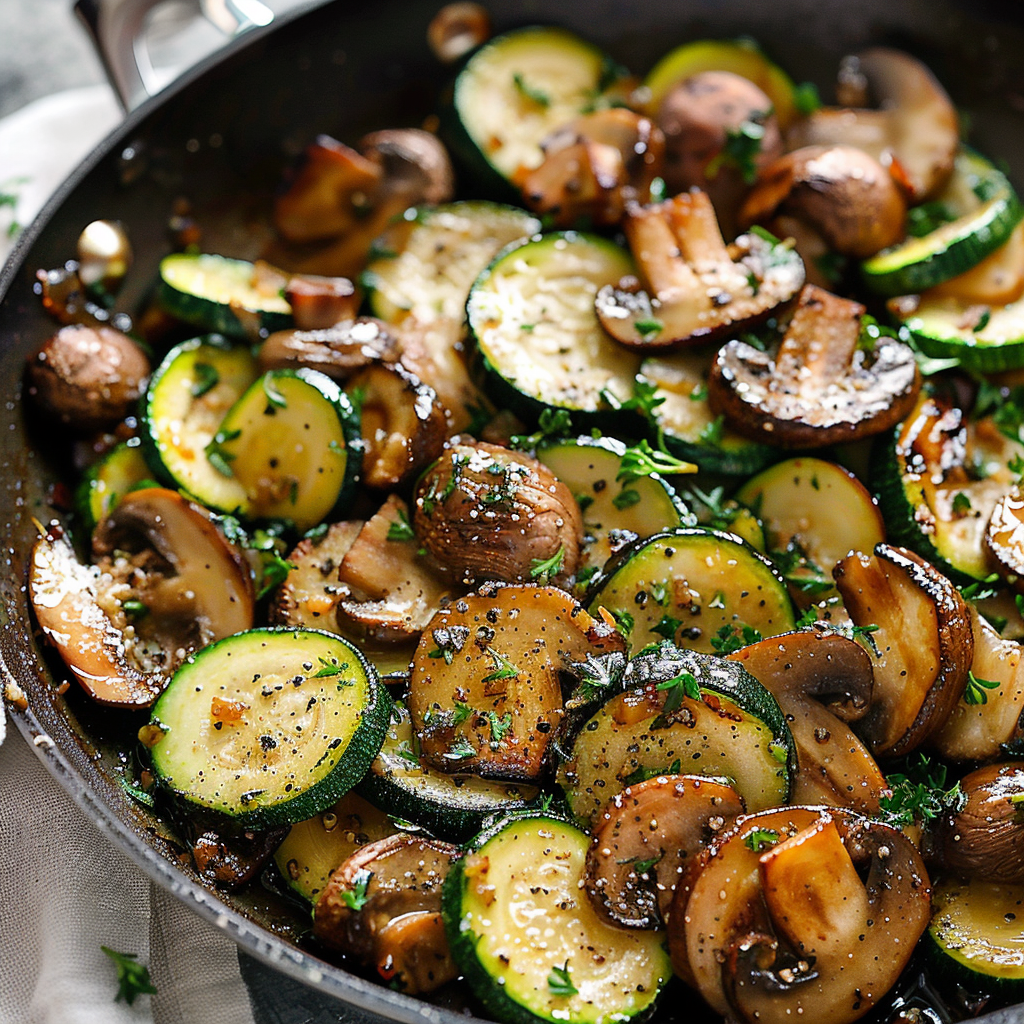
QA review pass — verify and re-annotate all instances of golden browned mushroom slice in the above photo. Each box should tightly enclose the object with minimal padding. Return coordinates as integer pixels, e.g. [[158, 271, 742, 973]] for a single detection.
[[408, 584, 623, 782], [933, 762, 1024, 884], [585, 774, 744, 930], [521, 109, 665, 228], [337, 495, 454, 644], [933, 606, 1024, 762], [26, 324, 150, 431], [314, 833, 460, 994], [727, 629, 887, 814], [427, 2, 490, 63], [284, 274, 359, 330], [594, 191, 804, 351], [739, 145, 906, 260], [359, 129, 455, 208], [258, 317, 400, 381], [270, 520, 363, 630], [988, 485, 1024, 592], [413, 441, 584, 587], [787, 48, 959, 202], [673, 806, 930, 1024], [833, 543, 973, 757], [709, 283, 921, 448], [347, 362, 450, 491]]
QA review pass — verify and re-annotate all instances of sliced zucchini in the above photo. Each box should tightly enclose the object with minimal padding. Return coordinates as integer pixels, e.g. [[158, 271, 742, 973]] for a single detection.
[[874, 389, 1024, 582], [75, 440, 155, 532], [447, 27, 623, 191], [535, 435, 693, 575], [863, 150, 1024, 297], [357, 702, 539, 841], [641, 352, 776, 477], [586, 527, 796, 656], [467, 232, 641, 426], [443, 813, 671, 1024], [643, 39, 798, 128], [272, 791, 393, 903], [364, 202, 540, 325], [140, 335, 259, 511], [928, 876, 1024, 997], [147, 628, 391, 829], [557, 646, 794, 827], [735, 457, 886, 607], [159, 254, 292, 339], [214, 369, 360, 531]]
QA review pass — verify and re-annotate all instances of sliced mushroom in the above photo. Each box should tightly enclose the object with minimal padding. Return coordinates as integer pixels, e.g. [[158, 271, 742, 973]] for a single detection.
[[336, 495, 454, 643], [987, 485, 1024, 592], [347, 362, 449, 491], [833, 543, 973, 757], [521, 109, 665, 228], [594, 190, 804, 351], [270, 520, 363, 630], [709, 283, 921, 448], [413, 441, 583, 587], [740, 145, 906, 259], [786, 48, 959, 202], [358, 129, 455, 208], [673, 806, 930, 1023], [258, 317, 400, 380], [727, 629, 887, 814], [26, 324, 150, 431], [585, 774, 744, 930], [314, 833, 460, 994], [188, 822, 288, 890], [933, 762, 1024, 884], [427, 2, 490, 63], [284, 274, 359, 330]]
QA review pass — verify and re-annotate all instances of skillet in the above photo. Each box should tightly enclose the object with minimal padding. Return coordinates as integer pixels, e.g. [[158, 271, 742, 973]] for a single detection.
[[3, 0, 1024, 1021]]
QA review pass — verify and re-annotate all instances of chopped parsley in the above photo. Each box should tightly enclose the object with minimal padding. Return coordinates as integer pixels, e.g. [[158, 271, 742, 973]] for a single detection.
[[510, 407, 573, 451], [512, 72, 551, 108], [879, 754, 966, 828], [743, 827, 780, 853], [190, 362, 220, 398], [655, 671, 700, 713], [633, 318, 664, 340], [547, 961, 578, 998], [341, 868, 373, 910], [964, 670, 1001, 706], [452, 701, 475, 726], [387, 508, 416, 542], [530, 544, 565, 583], [204, 428, 241, 477], [710, 622, 763, 655], [487, 711, 513, 744], [617, 439, 696, 484], [263, 374, 287, 410], [952, 491, 973, 516], [101, 947, 157, 1005], [482, 647, 519, 684]]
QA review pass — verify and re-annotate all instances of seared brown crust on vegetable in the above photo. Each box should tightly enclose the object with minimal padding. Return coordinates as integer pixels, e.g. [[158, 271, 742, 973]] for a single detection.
[[284, 274, 359, 330], [708, 284, 920, 448], [585, 774, 744, 930], [413, 441, 583, 587], [314, 833, 459, 994], [26, 324, 150, 431], [833, 543, 973, 757]]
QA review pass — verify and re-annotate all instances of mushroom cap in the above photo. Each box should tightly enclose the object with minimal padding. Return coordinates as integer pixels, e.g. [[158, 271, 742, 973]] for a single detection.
[[358, 128, 455, 208]]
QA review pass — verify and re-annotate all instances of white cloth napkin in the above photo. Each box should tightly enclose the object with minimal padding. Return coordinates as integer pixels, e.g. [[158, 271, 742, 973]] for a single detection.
[[0, 84, 257, 1024]]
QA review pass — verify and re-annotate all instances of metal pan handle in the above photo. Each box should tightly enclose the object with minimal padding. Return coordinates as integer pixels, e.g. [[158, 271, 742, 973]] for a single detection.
[[73, 0, 274, 111]]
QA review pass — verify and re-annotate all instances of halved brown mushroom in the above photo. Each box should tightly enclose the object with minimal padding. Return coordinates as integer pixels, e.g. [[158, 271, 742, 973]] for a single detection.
[[672, 806, 930, 1024], [336, 495, 454, 643], [833, 543, 973, 757], [933, 762, 1024, 884], [585, 774, 745, 930], [358, 129, 455, 209], [727, 629, 887, 814], [313, 833, 460, 994], [427, 2, 490, 63], [786, 48, 959, 202], [26, 324, 150, 431], [708, 283, 921, 448], [594, 190, 804, 351], [347, 362, 450, 491], [258, 317, 400, 380], [284, 274, 359, 331], [76, 219, 132, 294], [413, 441, 584, 587], [740, 145, 906, 259], [987, 486, 1024, 592], [521, 109, 665, 228]]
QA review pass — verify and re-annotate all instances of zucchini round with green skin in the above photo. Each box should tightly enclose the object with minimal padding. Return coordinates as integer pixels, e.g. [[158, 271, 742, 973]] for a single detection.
[[873, 389, 1024, 583], [535, 435, 693, 576], [862, 150, 1024, 297], [640, 353, 776, 476], [442, 813, 671, 1024], [586, 527, 796, 656], [75, 440, 155, 532], [467, 232, 642, 428], [148, 628, 391, 829], [364, 202, 541, 325], [140, 335, 259, 510], [356, 701, 540, 841], [159, 253, 292, 339], [928, 876, 1024, 997], [213, 368, 360, 531], [445, 27, 624, 194]]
